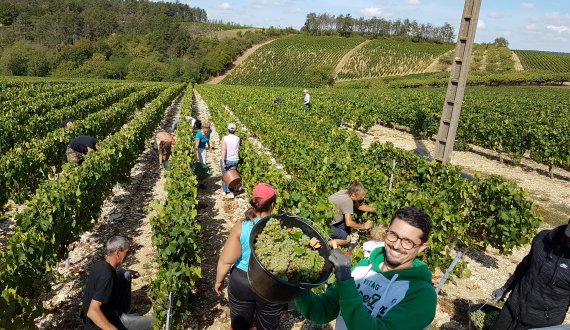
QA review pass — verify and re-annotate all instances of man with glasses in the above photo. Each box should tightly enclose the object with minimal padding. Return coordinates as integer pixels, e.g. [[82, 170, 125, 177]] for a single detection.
[[328, 182, 376, 248], [295, 207, 437, 330]]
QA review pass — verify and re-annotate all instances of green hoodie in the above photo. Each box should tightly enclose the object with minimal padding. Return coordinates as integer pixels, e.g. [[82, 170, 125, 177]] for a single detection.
[[294, 247, 436, 330]]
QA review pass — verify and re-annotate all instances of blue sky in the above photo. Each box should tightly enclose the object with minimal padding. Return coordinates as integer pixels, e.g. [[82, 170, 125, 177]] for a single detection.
[[182, 0, 570, 53]]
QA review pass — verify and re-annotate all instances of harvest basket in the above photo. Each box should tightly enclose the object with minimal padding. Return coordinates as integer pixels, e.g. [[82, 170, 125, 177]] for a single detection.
[[248, 213, 333, 303]]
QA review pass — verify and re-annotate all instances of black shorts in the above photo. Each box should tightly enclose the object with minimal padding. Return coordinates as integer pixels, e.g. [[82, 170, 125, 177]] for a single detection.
[[228, 267, 283, 330]]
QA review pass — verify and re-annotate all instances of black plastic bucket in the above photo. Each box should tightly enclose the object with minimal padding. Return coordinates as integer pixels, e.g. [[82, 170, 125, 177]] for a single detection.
[[248, 213, 333, 304]]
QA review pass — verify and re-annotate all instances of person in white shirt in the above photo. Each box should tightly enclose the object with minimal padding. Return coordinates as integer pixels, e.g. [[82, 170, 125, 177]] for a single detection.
[[220, 123, 240, 199], [363, 224, 387, 259], [303, 89, 311, 110]]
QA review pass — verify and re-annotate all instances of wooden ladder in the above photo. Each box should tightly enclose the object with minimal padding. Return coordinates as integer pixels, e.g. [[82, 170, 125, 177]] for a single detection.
[[433, 0, 482, 163]]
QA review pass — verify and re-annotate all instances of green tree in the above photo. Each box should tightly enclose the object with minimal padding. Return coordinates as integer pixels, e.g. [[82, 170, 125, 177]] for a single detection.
[[493, 37, 509, 48], [0, 40, 56, 76], [126, 56, 175, 81], [0, 2, 18, 26], [304, 64, 334, 88]]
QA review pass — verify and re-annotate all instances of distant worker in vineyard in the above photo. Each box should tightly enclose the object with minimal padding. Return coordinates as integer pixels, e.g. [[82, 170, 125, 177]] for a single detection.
[[195, 121, 211, 164], [66, 135, 100, 165], [490, 218, 570, 330], [82, 236, 152, 330], [214, 183, 283, 330], [155, 131, 176, 168], [220, 123, 240, 199], [60, 118, 74, 128], [303, 89, 311, 110], [328, 182, 376, 248], [295, 207, 437, 330]]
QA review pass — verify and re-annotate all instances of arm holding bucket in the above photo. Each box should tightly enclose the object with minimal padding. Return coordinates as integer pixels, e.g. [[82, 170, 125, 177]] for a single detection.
[[220, 137, 227, 168], [294, 286, 341, 324], [215, 221, 243, 294]]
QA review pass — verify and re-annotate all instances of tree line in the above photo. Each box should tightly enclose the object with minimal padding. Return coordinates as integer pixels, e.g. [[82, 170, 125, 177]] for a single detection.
[[302, 13, 455, 43], [0, 0, 290, 82]]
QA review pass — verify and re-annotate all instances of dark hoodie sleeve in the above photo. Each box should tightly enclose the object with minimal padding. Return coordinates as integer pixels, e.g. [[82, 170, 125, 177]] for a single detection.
[[503, 230, 547, 291]]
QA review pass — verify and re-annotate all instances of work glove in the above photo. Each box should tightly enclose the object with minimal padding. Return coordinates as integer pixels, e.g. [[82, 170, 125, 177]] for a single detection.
[[491, 287, 506, 303], [329, 248, 352, 282]]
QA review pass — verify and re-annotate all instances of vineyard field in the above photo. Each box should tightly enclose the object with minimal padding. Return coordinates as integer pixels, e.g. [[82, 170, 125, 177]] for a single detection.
[[221, 34, 363, 87], [336, 39, 453, 79], [515, 50, 570, 72], [200, 85, 570, 172], [0, 81, 184, 326]]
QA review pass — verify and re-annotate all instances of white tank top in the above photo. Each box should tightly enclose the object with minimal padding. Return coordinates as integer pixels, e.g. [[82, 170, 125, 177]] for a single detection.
[[223, 134, 240, 161]]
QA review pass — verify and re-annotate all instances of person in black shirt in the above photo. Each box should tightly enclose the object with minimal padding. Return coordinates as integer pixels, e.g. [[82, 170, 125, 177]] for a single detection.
[[82, 236, 152, 330], [60, 118, 74, 128], [67, 135, 100, 165]]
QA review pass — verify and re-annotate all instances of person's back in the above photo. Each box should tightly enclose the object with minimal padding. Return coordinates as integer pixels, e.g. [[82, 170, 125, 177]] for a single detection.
[[82, 260, 123, 329], [70, 135, 98, 155], [223, 134, 240, 162]]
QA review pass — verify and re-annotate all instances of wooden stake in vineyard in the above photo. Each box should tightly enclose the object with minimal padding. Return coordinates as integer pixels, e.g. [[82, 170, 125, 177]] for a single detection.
[[433, 0, 482, 164]]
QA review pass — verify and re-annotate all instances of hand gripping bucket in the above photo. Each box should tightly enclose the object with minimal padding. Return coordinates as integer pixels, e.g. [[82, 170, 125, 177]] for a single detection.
[[247, 213, 333, 304], [222, 168, 242, 188]]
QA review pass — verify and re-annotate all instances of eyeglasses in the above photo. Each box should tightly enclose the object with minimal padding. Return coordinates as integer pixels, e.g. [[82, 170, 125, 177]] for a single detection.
[[385, 230, 421, 250]]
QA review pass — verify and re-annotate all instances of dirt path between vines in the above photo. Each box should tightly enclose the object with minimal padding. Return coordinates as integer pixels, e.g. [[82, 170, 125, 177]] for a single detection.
[[184, 92, 328, 329], [511, 51, 524, 71], [35, 96, 182, 329], [334, 40, 371, 79], [424, 49, 454, 73], [205, 39, 276, 85]]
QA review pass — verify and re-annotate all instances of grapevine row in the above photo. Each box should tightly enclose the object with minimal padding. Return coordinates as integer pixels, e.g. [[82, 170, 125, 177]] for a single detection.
[[0, 85, 167, 206], [0, 84, 185, 326]]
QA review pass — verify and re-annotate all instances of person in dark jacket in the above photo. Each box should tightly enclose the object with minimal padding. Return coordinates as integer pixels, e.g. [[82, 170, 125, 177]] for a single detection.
[[67, 135, 100, 165], [491, 220, 570, 330]]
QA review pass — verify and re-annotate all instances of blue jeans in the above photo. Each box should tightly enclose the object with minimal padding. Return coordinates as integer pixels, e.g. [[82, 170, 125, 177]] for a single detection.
[[221, 160, 239, 193]]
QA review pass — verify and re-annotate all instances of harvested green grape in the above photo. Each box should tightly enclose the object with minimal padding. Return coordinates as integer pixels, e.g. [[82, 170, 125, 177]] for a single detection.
[[254, 218, 325, 283], [470, 309, 500, 330]]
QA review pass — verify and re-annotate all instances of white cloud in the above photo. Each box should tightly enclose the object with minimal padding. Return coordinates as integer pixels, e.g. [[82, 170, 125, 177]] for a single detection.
[[254, 0, 286, 9], [547, 25, 570, 35], [526, 24, 537, 30], [488, 11, 502, 19], [218, 2, 232, 10], [360, 7, 391, 17], [478, 19, 486, 29], [521, 3, 534, 10], [405, 0, 421, 6]]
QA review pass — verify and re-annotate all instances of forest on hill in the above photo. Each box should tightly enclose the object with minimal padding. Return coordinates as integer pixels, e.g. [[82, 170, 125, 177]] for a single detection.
[[0, 0, 290, 82], [302, 12, 455, 43]]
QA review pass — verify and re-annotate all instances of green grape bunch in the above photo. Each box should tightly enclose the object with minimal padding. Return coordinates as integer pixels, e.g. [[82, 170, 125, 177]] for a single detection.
[[470, 309, 500, 330], [254, 218, 325, 283]]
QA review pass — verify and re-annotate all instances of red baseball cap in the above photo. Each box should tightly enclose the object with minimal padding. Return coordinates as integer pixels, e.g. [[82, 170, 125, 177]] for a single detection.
[[252, 183, 277, 204]]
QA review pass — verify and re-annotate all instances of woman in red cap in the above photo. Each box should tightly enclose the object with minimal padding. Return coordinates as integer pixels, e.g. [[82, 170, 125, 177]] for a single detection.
[[214, 183, 283, 330]]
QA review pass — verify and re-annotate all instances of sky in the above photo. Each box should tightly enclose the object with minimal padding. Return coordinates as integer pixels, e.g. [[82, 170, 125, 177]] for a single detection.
[[181, 0, 570, 53]]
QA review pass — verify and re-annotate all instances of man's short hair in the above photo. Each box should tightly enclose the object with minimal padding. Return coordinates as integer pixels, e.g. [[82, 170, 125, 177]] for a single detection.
[[347, 181, 365, 196], [390, 207, 432, 242], [106, 236, 129, 256]]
